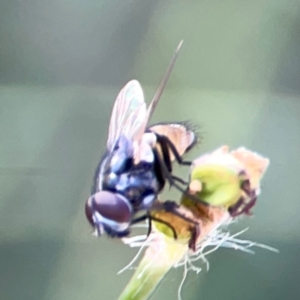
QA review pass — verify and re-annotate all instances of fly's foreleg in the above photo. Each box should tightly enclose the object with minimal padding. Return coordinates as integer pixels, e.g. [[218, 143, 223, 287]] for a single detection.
[[156, 134, 192, 166], [151, 200, 200, 251]]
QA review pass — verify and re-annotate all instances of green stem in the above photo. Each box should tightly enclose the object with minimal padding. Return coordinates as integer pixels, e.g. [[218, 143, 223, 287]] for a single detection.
[[118, 237, 187, 300]]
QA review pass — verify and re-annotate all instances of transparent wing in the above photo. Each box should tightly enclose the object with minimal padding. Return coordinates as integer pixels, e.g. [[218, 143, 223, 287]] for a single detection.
[[135, 40, 184, 142], [107, 80, 147, 150]]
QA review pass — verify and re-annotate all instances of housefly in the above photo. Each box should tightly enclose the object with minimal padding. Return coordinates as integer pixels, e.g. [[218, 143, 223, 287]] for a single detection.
[[85, 41, 199, 239]]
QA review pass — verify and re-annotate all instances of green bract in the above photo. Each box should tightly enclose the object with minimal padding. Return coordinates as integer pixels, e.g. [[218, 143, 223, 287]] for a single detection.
[[190, 164, 242, 208]]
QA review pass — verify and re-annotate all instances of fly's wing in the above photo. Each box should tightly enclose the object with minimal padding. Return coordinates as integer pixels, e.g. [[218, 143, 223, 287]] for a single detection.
[[106, 80, 147, 151], [148, 122, 197, 161], [134, 40, 184, 143]]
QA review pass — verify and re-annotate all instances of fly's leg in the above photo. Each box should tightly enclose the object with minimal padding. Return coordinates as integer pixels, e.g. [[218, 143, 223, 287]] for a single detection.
[[131, 214, 151, 237], [131, 214, 148, 224], [228, 178, 257, 217], [156, 137, 189, 186], [229, 194, 257, 217], [131, 213, 177, 239], [132, 201, 201, 251], [155, 134, 192, 166], [153, 147, 209, 207], [148, 213, 178, 240], [152, 201, 201, 252], [171, 175, 189, 185], [161, 201, 200, 251], [153, 135, 207, 207]]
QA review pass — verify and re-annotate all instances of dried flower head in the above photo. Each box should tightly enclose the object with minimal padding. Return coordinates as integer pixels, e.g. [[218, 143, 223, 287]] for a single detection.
[[118, 146, 277, 300]]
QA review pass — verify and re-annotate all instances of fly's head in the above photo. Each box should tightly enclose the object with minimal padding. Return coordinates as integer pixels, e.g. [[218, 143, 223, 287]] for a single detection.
[[85, 191, 133, 238]]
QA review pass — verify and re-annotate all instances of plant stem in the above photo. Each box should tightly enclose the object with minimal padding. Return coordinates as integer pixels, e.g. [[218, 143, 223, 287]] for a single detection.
[[118, 236, 187, 300]]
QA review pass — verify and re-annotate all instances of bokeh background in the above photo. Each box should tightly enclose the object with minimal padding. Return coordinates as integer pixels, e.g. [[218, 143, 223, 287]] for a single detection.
[[1, 1, 300, 299]]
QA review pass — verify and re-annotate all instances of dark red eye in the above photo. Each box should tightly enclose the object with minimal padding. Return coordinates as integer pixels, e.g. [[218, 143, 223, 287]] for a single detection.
[[85, 198, 94, 226], [85, 191, 132, 225]]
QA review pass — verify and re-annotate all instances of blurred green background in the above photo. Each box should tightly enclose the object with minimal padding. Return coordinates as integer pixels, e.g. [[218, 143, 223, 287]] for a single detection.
[[1, 1, 300, 299]]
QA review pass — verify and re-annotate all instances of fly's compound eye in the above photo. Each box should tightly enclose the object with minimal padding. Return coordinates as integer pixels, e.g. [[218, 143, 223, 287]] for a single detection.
[[85, 191, 132, 230], [85, 198, 95, 227]]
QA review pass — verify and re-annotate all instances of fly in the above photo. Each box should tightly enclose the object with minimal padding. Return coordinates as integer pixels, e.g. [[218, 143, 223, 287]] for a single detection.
[[85, 41, 200, 239]]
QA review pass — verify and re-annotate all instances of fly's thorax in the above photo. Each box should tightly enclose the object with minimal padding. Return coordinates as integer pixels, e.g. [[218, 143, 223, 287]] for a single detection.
[[95, 133, 160, 218], [134, 132, 156, 164], [142, 132, 157, 148], [140, 194, 156, 210], [114, 169, 159, 212], [98, 135, 135, 191], [110, 135, 134, 173], [85, 191, 133, 237], [115, 169, 150, 191]]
